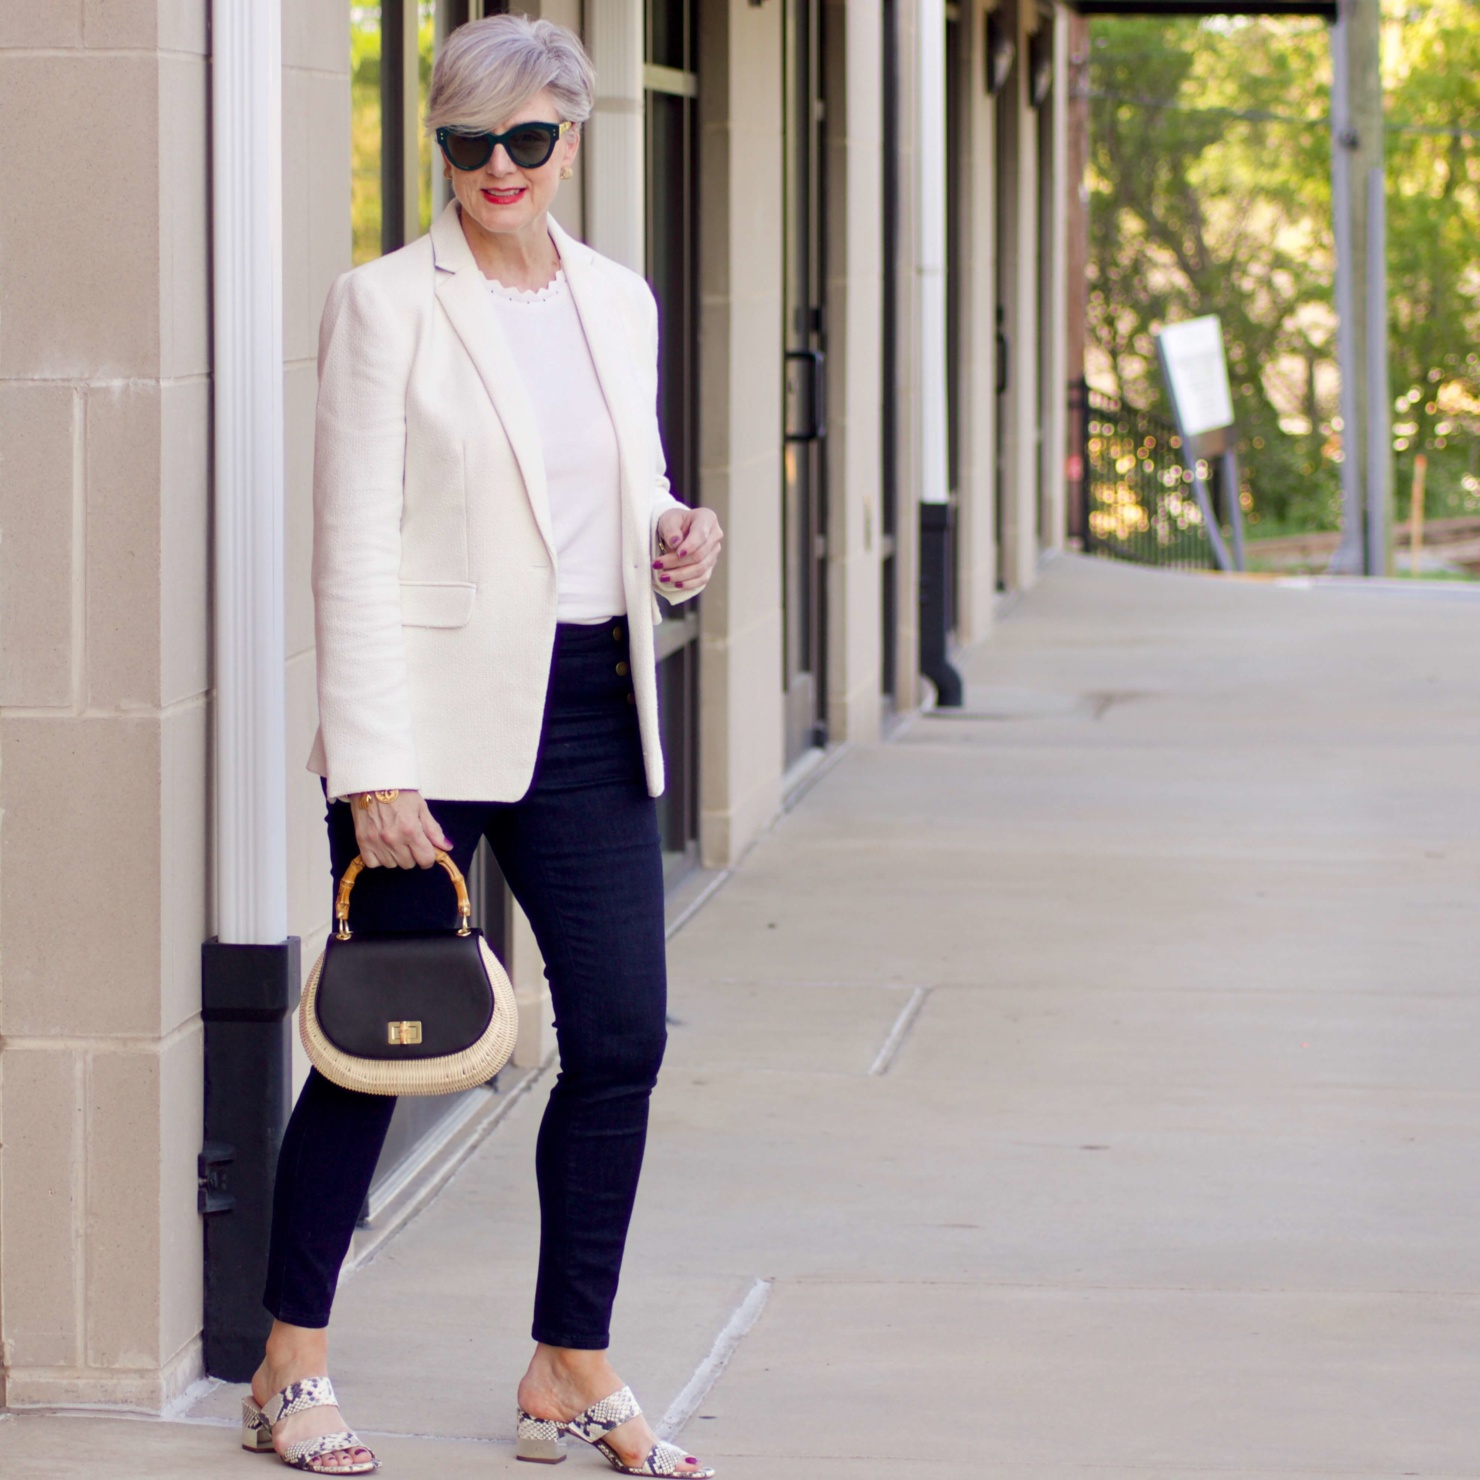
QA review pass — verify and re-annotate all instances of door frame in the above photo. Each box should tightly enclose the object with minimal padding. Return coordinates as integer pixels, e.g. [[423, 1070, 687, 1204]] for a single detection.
[[781, 0, 830, 765]]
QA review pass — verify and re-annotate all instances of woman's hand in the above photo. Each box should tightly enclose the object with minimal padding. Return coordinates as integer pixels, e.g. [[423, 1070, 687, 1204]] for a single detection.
[[654, 506, 724, 592], [351, 789, 452, 869]]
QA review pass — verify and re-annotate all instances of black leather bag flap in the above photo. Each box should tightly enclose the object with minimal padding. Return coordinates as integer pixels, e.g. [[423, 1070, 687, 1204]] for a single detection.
[[316, 930, 495, 1060]]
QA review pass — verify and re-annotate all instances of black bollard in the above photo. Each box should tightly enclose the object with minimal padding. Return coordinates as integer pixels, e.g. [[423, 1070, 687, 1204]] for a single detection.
[[918, 501, 964, 707], [200, 938, 300, 1380]]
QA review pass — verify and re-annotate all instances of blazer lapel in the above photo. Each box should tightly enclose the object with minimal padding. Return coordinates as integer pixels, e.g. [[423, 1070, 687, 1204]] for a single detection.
[[550, 219, 652, 566], [431, 204, 556, 563]]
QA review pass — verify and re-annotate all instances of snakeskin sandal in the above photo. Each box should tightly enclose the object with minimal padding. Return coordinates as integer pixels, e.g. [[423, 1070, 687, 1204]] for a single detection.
[[242, 1376, 380, 1474], [516, 1385, 715, 1477]]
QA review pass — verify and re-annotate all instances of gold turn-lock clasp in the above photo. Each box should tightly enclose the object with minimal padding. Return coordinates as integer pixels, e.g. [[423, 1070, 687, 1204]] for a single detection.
[[333, 849, 473, 941], [387, 1020, 423, 1046]]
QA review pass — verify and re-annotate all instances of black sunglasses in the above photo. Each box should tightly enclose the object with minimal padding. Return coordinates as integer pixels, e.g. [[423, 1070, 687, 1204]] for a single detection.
[[436, 121, 572, 173]]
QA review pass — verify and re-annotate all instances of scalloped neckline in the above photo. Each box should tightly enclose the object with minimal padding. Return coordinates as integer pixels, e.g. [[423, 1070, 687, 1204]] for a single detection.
[[486, 268, 567, 304]]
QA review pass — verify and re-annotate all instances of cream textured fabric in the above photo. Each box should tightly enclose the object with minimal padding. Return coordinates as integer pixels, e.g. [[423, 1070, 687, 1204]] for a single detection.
[[299, 936, 517, 1097], [484, 270, 626, 624], [308, 202, 698, 803]]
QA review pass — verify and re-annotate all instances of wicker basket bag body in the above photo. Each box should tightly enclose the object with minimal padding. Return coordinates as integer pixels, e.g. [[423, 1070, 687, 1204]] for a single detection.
[[300, 851, 518, 1096]]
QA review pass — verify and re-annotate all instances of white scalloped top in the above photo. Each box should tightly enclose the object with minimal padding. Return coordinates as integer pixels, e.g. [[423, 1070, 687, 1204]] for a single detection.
[[482, 261, 624, 622], [485, 268, 567, 304]]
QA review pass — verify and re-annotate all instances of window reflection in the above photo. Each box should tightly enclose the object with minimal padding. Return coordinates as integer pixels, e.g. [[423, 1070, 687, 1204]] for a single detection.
[[351, 2, 436, 266]]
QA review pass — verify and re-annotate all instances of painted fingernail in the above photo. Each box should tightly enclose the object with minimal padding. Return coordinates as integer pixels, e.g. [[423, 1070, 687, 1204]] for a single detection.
[[678, 547, 689, 556], [660, 574, 671, 583], [652, 560, 663, 569], [675, 580, 686, 588]]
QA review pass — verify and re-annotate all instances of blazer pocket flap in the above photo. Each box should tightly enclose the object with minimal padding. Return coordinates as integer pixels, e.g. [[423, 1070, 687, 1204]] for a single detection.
[[399, 581, 476, 629]]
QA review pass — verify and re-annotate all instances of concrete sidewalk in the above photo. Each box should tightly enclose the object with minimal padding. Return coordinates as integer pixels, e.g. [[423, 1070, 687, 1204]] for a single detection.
[[5, 555, 1479, 1477]]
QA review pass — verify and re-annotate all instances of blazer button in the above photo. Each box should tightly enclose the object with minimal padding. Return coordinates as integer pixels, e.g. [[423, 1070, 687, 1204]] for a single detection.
[[616, 661, 630, 676], [626, 692, 635, 705]]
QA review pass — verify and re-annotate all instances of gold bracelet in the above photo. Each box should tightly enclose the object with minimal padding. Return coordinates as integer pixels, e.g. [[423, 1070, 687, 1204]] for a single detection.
[[355, 789, 401, 810]]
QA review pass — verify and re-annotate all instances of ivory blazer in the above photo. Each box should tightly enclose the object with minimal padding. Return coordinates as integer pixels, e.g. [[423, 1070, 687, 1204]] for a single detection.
[[307, 203, 699, 803]]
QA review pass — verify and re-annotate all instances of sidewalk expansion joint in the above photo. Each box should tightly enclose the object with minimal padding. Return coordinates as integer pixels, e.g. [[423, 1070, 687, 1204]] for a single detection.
[[868, 985, 932, 1075], [657, 1277, 773, 1442]]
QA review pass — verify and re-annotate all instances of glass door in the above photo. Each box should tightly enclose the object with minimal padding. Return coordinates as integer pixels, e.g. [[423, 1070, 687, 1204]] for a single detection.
[[781, 0, 829, 766], [1032, 10, 1056, 547], [646, 0, 702, 879], [993, 16, 1015, 591], [880, 0, 900, 707], [945, 3, 963, 635]]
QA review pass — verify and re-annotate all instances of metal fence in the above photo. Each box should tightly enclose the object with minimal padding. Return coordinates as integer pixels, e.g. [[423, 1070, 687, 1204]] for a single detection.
[[1068, 379, 1221, 569]]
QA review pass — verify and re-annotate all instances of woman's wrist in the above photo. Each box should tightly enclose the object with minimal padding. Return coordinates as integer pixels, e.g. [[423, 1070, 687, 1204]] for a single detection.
[[354, 789, 402, 810]]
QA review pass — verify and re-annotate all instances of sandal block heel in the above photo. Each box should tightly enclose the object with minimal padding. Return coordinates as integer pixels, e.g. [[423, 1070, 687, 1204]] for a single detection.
[[516, 1410, 568, 1464], [242, 1399, 276, 1454]]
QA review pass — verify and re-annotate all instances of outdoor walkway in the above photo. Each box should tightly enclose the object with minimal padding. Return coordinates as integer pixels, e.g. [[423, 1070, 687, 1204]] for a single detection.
[[4, 554, 1479, 1477]]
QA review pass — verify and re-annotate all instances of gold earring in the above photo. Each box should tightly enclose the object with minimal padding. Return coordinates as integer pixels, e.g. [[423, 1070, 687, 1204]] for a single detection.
[[560, 166, 573, 180]]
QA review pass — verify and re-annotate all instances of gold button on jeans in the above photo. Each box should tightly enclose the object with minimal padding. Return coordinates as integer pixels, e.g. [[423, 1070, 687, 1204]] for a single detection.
[[612, 625, 623, 641], [616, 661, 630, 676], [626, 692, 635, 704]]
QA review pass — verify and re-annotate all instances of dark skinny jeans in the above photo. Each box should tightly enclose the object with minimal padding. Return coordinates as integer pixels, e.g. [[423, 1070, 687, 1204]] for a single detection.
[[263, 620, 668, 1349]]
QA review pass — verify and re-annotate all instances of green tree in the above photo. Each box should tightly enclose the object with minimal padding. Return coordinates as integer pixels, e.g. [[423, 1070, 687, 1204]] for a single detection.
[[1088, 14, 1337, 531], [1087, 3, 1480, 534], [1384, 0, 1480, 522]]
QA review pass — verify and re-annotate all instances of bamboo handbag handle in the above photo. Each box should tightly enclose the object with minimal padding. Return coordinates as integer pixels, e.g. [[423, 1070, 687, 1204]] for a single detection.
[[333, 850, 472, 940]]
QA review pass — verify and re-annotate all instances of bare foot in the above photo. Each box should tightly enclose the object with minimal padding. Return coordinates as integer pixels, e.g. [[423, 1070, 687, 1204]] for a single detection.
[[251, 1321, 376, 1474], [517, 1344, 710, 1476]]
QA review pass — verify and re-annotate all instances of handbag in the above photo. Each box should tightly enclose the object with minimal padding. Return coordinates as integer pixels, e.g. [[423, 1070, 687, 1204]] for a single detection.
[[299, 850, 519, 1096]]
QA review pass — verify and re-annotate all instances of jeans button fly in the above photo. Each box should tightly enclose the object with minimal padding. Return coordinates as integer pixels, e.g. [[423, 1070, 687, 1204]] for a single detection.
[[616, 661, 629, 676]]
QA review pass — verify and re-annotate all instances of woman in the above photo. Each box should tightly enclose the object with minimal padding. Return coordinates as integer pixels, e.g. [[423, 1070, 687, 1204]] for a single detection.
[[243, 17, 723, 1477]]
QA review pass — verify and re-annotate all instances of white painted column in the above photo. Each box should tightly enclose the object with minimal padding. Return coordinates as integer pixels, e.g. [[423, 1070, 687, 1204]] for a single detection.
[[212, 0, 288, 945], [916, 0, 949, 506], [584, 0, 645, 273]]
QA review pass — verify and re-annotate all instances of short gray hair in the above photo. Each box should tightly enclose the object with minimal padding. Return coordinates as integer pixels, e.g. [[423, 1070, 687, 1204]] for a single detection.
[[426, 15, 596, 133]]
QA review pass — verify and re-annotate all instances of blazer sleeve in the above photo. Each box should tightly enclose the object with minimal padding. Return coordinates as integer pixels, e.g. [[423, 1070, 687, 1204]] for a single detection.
[[639, 281, 705, 607], [312, 268, 421, 799]]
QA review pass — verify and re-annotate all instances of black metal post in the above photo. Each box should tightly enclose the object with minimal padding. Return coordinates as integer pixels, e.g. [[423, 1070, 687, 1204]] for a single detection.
[[918, 501, 964, 707], [1071, 375, 1092, 550], [201, 938, 300, 1381], [380, 0, 407, 256], [1221, 446, 1247, 572]]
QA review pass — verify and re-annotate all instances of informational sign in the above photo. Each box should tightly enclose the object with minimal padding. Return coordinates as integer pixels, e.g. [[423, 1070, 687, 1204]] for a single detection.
[[1156, 315, 1235, 438]]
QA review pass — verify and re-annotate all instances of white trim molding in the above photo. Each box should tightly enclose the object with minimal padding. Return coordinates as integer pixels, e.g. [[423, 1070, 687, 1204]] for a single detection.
[[916, 0, 950, 505], [212, 0, 289, 945]]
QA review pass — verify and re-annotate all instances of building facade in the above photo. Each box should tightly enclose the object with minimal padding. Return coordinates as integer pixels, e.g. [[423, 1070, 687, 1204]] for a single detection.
[[0, 0, 1075, 1407]]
